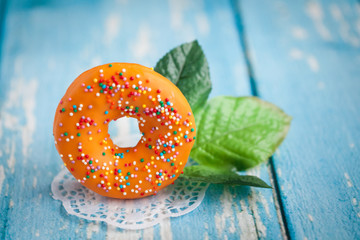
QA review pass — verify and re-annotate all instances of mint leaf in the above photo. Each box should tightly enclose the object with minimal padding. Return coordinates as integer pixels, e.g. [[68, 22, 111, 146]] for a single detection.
[[154, 40, 212, 112], [190, 96, 291, 171], [181, 165, 271, 188]]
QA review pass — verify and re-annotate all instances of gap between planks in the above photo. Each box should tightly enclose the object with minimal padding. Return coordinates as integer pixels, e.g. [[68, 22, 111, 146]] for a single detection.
[[229, 0, 290, 239]]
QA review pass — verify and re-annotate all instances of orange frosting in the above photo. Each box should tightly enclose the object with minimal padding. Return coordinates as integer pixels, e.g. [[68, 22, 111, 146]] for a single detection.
[[53, 63, 196, 199]]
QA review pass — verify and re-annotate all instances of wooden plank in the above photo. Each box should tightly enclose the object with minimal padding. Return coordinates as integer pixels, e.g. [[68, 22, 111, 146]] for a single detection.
[[238, 0, 360, 239], [0, 0, 10, 238], [0, 0, 284, 239]]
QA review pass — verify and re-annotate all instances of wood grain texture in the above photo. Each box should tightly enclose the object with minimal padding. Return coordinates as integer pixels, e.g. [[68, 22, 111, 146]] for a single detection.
[[0, 0, 284, 239], [238, 0, 360, 239]]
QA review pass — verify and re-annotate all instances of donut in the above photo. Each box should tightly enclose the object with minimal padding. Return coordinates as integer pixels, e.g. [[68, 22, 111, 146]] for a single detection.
[[53, 63, 196, 199]]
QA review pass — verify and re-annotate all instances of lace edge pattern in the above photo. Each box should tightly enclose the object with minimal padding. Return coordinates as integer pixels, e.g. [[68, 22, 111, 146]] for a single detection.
[[51, 168, 209, 230]]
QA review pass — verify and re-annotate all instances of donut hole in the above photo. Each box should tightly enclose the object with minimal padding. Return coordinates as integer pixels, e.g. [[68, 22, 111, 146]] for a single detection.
[[108, 117, 142, 148]]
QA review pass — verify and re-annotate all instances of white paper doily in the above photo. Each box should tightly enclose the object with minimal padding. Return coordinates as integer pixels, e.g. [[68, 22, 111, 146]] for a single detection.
[[51, 167, 209, 230]]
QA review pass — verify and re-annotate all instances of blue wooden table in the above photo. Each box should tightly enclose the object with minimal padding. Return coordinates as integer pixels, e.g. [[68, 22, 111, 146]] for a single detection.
[[1, 0, 359, 239]]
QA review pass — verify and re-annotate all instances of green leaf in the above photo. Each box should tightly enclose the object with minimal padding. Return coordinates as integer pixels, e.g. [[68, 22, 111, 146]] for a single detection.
[[190, 96, 292, 171], [154, 40, 212, 112], [181, 165, 271, 188]]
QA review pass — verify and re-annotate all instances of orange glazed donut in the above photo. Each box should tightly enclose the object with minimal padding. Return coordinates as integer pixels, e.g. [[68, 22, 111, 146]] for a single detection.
[[53, 63, 196, 199]]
